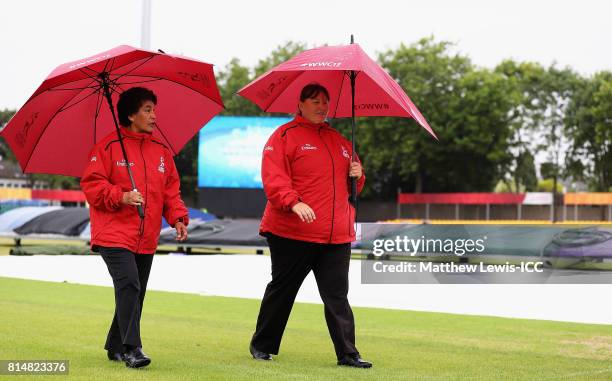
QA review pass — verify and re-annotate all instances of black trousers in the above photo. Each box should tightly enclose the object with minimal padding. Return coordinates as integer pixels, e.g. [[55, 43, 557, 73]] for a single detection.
[[98, 246, 153, 352], [251, 234, 358, 359]]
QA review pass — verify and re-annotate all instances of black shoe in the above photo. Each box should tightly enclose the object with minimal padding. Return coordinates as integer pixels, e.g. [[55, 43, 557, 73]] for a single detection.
[[123, 347, 151, 368], [249, 343, 272, 361], [337, 353, 372, 368], [107, 350, 124, 362]]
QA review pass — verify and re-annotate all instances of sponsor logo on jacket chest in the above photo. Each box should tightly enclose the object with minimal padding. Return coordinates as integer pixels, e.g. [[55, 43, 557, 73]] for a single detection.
[[116, 159, 135, 167], [301, 143, 318, 151]]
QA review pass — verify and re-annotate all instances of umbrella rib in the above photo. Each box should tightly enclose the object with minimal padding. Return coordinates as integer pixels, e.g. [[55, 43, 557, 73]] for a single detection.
[[331, 72, 348, 118], [79, 66, 102, 80], [111, 56, 156, 83], [113, 78, 163, 86], [101, 54, 155, 78], [153, 123, 177, 155], [92, 88, 104, 145], [263, 71, 307, 113], [79, 58, 111, 81], [57, 86, 102, 114], [46, 83, 100, 92], [104, 57, 115, 75], [108, 79, 125, 97]]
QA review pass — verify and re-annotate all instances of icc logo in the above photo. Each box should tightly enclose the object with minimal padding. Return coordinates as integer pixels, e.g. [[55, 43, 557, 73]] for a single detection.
[[341, 145, 349, 159], [158, 156, 165, 173], [521, 262, 543, 272]]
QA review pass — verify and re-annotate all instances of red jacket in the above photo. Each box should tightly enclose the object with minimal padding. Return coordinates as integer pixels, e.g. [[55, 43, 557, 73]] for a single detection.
[[80, 128, 188, 254], [260, 115, 365, 244]]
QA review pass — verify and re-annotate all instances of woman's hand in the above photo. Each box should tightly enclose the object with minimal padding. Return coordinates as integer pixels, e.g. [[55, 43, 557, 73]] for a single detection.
[[122, 191, 144, 206], [291, 202, 316, 223], [349, 162, 363, 179], [175, 221, 188, 241]]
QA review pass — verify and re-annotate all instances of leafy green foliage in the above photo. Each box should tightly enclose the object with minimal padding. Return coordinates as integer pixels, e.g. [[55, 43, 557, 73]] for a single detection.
[[564, 71, 612, 191], [357, 38, 513, 198], [0, 109, 17, 162]]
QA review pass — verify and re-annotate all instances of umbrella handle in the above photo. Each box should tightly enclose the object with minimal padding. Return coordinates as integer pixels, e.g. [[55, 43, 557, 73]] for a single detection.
[[133, 188, 145, 219], [137, 205, 144, 219]]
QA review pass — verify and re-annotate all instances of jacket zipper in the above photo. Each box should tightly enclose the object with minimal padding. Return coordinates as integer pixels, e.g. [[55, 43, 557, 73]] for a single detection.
[[135, 139, 147, 253], [349, 161, 354, 237], [319, 127, 335, 244]]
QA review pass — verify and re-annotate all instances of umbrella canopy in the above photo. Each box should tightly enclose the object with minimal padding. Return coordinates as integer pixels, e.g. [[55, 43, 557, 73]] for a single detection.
[[238, 40, 436, 203], [1, 45, 224, 177], [238, 42, 435, 138]]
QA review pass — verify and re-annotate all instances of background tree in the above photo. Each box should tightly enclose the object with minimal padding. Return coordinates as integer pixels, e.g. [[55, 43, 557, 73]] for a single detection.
[[514, 150, 538, 191], [536, 66, 580, 220], [495, 60, 548, 193], [355, 37, 513, 199], [0, 109, 17, 162], [564, 71, 612, 191]]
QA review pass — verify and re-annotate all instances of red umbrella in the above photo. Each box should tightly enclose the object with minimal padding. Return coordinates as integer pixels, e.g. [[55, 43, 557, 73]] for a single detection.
[[238, 37, 436, 202], [1, 45, 224, 179]]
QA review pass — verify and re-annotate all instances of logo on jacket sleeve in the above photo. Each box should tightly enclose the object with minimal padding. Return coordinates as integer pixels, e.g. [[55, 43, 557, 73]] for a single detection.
[[341, 145, 350, 159], [158, 156, 165, 173], [90, 155, 97, 162], [264, 145, 274, 152], [301, 143, 318, 151]]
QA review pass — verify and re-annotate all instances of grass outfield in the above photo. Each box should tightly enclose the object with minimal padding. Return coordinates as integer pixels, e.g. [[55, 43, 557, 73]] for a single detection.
[[1, 278, 612, 381]]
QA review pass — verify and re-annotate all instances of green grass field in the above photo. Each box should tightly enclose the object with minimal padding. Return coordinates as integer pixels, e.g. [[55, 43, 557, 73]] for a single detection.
[[1, 277, 612, 380]]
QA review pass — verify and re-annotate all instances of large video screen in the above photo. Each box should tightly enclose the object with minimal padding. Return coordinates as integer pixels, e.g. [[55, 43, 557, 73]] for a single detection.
[[198, 116, 292, 189]]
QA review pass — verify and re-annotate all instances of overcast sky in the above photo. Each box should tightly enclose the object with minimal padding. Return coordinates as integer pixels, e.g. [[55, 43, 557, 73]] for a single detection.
[[1, 0, 610, 109]]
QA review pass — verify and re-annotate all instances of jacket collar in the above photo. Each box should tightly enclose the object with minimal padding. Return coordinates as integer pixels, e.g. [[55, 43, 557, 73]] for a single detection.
[[117, 127, 167, 146], [294, 115, 332, 130], [119, 127, 153, 140]]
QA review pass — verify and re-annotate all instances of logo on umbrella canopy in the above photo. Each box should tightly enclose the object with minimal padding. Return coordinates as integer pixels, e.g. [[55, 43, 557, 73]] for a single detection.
[[68, 54, 112, 69], [299, 62, 342, 68], [177, 71, 212, 88], [256, 75, 290, 100], [355, 103, 390, 110], [15, 112, 39, 148]]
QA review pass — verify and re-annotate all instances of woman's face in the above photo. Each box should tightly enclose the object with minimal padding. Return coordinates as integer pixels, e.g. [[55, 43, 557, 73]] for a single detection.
[[299, 92, 329, 124], [129, 100, 156, 134]]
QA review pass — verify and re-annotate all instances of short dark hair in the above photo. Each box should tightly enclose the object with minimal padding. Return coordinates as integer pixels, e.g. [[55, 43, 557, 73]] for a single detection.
[[299, 83, 329, 102], [117, 87, 157, 127]]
